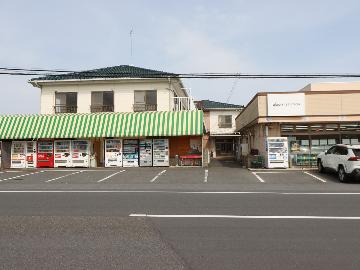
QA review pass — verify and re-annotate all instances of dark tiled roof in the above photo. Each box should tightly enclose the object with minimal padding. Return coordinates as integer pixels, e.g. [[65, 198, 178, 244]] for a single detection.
[[195, 100, 244, 110], [31, 65, 176, 81]]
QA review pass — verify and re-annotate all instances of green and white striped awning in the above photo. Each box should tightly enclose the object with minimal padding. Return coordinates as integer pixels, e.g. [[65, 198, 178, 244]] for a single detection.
[[0, 111, 203, 140]]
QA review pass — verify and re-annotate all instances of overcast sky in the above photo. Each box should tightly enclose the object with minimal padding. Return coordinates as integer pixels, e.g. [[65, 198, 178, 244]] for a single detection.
[[1, 0, 360, 114]]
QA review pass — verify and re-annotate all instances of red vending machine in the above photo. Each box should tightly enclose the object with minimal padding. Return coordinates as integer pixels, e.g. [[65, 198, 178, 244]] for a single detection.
[[37, 141, 54, 168]]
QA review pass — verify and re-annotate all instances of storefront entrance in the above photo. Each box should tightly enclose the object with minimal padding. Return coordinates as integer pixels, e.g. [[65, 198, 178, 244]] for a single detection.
[[215, 138, 234, 157]]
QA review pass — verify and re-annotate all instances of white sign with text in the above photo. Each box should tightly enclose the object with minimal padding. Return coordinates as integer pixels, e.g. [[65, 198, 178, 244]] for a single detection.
[[267, 93, 305, 116]]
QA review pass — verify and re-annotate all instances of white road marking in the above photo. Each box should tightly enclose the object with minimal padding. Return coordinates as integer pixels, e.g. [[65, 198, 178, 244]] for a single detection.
[[97, 170, 125, 183], [0, 171, 44, 182], [252, 172, 265, 183], [1, 190, 359, 195], [254, 172, 287, 174], [204, 169, 209, 183], [41, 169, 118, 172], [45, 171, 83, 183], [303, 171, 327, 183], [150, 170, 166, 183], [130, 214, 360, 220]]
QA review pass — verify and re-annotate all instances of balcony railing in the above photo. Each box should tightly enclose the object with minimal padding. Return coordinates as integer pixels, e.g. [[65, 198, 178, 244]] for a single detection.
[[90, 105, 114, 113], [54, 105, 77, 113], [172, 97, 196, 111], [133, 104, 157, 112]]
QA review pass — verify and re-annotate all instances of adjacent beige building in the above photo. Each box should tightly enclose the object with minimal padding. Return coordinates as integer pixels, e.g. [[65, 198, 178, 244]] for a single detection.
[[236, 82, 360, 167]]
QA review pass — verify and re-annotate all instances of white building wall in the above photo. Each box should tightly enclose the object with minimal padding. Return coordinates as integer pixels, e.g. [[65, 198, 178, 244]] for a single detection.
[[209, 110, 240, 135], [39, 79, 185, 114]]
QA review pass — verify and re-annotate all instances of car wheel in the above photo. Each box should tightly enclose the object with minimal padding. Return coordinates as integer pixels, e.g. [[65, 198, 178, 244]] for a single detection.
[[318, 160, 324, 173], [338, 166, 348, 183]]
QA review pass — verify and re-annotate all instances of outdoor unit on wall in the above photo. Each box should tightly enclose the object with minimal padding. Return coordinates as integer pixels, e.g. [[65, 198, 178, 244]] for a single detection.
[[265, 137, 289, 169]]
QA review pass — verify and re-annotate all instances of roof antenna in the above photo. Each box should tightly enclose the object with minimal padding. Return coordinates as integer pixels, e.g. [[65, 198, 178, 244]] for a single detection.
[[129, 28, 134, 65]]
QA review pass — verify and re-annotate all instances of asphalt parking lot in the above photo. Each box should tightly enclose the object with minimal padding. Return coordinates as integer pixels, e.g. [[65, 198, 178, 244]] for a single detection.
[[1, 165, 360, 269], [0, 165, 359, 190]]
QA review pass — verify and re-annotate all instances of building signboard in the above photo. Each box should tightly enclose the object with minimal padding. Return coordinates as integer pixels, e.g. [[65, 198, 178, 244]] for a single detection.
[[267, 93, 305, 116]]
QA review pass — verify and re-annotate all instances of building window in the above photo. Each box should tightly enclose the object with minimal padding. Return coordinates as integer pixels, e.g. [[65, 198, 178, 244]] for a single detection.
[[218, 115, 232, 128], [133, 90, 157, 112], [91, 91, 114, 112], [55, 92, 77, 113]]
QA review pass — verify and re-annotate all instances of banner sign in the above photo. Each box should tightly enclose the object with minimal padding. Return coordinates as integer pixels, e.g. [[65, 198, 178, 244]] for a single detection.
[[267, 93, 305, 116]]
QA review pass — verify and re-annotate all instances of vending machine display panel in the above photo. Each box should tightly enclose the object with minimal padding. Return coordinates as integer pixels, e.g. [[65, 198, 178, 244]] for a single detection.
[[105, 139, 123, 167], [37, 141, 54, 168], [153, 139, 169, 166], [139, 139, 152, 167], [54, 140, 72, 167], [123, 139, 139, 167], [265, 137, 289, 168], [11, 141, 26, 168], [25, 141, 37, 168], [71, 140, 90, 168]]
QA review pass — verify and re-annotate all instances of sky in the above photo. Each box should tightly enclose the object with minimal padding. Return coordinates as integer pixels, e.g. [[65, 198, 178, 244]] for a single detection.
[[1, 0, 360, 114]]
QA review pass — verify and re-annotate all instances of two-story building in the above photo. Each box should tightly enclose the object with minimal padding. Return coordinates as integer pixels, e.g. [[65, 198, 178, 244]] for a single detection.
[[196, 100, 243, 162], [0, 65, 203, 169]]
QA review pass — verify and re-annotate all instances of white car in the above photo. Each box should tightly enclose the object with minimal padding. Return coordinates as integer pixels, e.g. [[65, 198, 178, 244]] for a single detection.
[[317, 144, 360, 182]]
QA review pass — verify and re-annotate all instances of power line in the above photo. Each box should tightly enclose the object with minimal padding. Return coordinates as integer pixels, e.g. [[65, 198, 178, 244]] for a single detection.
[[1, 67, 360, 79]]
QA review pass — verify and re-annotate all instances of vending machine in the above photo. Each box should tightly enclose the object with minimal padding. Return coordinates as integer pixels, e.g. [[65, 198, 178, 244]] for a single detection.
[[71, 140, 90, 168], [123, 139, 139, 167], [265, 137, 289, 168], [105, 139, 123, 167], [37, 141, 54, 168], [153, 139, 169, 166], [139, 139, 152, 167], [25, 141, 37, 168], [11, 141, 26, 168], [54, 140, 72, 168]]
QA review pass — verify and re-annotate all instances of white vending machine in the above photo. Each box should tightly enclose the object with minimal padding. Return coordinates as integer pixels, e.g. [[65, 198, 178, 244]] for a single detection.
[[265, 137, 289, 168], [105, 139, 123, 167], [54, 140, 72, 168], [71, 140, 90, 168], [25, 141, 37, 168], [153, 139, 169, 167], [123, 139, 139, 167], [139, 139, 152, 167], [11, 141, 26, 168]]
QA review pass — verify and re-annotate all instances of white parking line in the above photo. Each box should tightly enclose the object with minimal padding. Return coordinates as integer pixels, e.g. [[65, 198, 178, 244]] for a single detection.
[[0, 171, 44, 182], [204, 169, 209, 183], [303, 171, 327, 183], [130, 214, 360, 220], [97, 170, 125, 183], [255, 172, 286, 174], [150, 170, 166, 183], [251, 172, 265, 183], [45, 171, 83, 183], [0, 191, 360, 195]]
